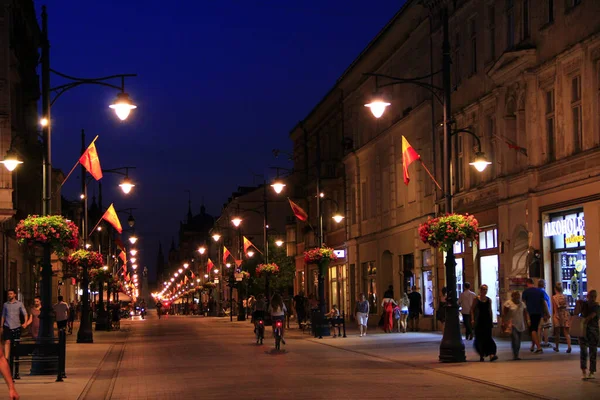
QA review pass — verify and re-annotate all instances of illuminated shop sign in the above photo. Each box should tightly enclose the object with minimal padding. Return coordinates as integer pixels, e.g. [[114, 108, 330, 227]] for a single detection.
[[543, 216, 585, 237], [333, 250, 345, 258]]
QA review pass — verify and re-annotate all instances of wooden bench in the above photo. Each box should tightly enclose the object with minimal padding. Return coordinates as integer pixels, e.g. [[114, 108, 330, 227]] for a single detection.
[[10, 331, 66, 382]]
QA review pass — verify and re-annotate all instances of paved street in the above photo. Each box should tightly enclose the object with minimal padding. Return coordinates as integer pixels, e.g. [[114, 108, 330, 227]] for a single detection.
[[12, 312, 600, 399]]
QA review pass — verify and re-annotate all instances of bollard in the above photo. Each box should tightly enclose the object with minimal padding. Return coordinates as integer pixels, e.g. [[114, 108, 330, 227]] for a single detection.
[[10, 339, 19, 380], [342, 312, 347, 338], [56, 329, 66, 382]]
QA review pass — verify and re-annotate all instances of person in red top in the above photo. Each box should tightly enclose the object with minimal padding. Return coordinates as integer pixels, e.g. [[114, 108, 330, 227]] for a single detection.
[[381, 297, 397, 333]]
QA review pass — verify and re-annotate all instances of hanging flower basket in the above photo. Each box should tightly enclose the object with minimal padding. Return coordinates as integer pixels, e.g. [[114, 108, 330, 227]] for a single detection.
[[203, 282, 217, 290], [256, 263, 279, 276], [16, 215, 79, 256], [108, 276, 121, 292], [418, 213, 479, 252], [304, 246, 337, 266], [89, 267, 111, 284], [64, 250, 103, 280], [240, 271, 250, 280]]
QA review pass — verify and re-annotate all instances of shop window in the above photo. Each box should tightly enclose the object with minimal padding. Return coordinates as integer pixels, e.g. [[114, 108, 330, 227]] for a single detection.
[[456, 259, 464, 295], [480, 255, 500, 323], [422, 270, 434, 316], [329, 266, 338, 310], [547, 210, 586, 312], [362, 262, 377, 314]]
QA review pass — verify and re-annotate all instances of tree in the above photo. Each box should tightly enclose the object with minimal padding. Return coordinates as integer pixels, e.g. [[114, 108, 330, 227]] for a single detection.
[[244, 238, 294, 298]]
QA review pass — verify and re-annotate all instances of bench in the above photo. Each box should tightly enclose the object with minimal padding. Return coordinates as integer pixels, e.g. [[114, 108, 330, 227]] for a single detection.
[[330, 312, 347, 338], [10, 330, 66, 382]]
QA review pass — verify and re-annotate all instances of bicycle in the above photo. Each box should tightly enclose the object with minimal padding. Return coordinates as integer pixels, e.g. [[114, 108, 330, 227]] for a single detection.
[[255, 318, 264, 345], [274, 319, 283, 350]]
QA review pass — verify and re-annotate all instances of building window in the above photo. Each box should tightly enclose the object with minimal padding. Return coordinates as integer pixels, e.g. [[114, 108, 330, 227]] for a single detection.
[[546, 89, 556, 161], [469, 18, 477, 75], [362, 262, 377, 314], [487, 4, 496, 62], [479, 227, 498, 250], [548, 0, 554, 23], [453, 32, 461, 88], [522, 0, 530, 40], [506, 0, 515, 49], [571, 75, 582, 152], [479, 226, 499, 323], [457, 134, 464, 190]]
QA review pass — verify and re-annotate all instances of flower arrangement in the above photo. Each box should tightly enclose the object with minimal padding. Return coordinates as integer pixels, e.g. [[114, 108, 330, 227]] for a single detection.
[[16, 215, 79, 255], [64, 250, 103, 280], [304, 246, 338, 265], [88, 267, 111, 283], [256, 263, 280, 276], [240, 271, 250, 280], [418, 213, 479, 252], [203, 282, 217, 289]]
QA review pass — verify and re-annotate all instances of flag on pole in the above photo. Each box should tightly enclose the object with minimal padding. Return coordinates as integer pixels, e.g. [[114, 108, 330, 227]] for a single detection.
[[191, 271, 196, 279], [402, 136, 421, 185], [184, 275, 189, 284], [288, 198, 308, 221], [115, 238, 125, 251], [206, 258, 214, 273], [102, 204, 123, 233], [119, 250, 127, 265], [243, 236, 254, 253], [79, 142, 103, 180], [223, 246, 231, 264]]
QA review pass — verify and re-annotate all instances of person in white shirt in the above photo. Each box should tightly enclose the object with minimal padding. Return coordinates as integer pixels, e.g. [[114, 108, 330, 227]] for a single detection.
[[503, 291, 527, 360], [269, 294, 287, 345], [458, 282, 477, 340]]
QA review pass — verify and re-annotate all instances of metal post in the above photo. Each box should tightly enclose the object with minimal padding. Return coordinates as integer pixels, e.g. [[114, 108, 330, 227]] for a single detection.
[[77, 130, 93, 343], [439, 7, 466, 363], [263, 183, 272, 326], [237, 226, 245, 321]]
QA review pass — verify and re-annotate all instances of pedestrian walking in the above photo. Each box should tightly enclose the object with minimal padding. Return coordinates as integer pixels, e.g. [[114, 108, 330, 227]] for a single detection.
[[25, 296, 41, 340], [522, 278, 547, 353], [472, 284, 498, 362], [459, 282, 477, 340], [247, 295, 256, 322], [577, 289, 599, 380], [293, 292, 306, 329], [0, 343, 18, 399], [1, 289, 27, 360], [436, 287, 447, 332], [538, 279, 552, 348], [552, 282, 572, 353], [53, 296, 69, 333], [399, 293, 409, 333], [502, 291, 526, 360], [381, 297, 396, 333], [355, 293, 370, 337], [67, 301, 76, 334], [407, 286, 422, 332]]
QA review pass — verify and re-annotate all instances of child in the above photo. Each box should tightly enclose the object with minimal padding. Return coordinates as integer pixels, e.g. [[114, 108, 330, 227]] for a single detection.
[[327, 305, 340, 337]]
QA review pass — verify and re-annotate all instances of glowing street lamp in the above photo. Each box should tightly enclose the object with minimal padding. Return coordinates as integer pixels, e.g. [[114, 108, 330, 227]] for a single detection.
[[231, 217, 242, 227], [130, 257, 137, 263], [212, 233, 221, 242], [198, 246, 206, 255], [275, 239, 284, 247], [119, 177, 135, 194], [469, 152, 492, 172], [130, 249, 137, 256], [332, 213, 345, 223], [109, 92, 137, 121], [0, 149, 23, 172], [247, 250, 255, 258], [178, 268, 183, 274], [271, 181, 286, 194], [364, 93, 391, 119], [129, 235, 138, 245], [183, 263, 189, 269]]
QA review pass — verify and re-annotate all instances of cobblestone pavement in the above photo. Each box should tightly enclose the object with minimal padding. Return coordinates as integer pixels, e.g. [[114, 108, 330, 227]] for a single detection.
[[12, 313, 600, 399]]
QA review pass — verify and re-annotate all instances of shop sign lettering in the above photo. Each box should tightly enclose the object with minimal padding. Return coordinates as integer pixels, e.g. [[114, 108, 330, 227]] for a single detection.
[[565, 234, 585, 244], [543, 216, 585, 237]]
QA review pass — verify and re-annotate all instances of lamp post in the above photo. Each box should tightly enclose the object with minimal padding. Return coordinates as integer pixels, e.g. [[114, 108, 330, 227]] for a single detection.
[[38, 6, 136, 349], [363, 5, 490, 363]]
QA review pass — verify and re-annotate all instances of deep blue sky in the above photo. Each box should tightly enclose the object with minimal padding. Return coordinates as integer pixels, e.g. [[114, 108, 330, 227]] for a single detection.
[[36, 0, 402, 279]]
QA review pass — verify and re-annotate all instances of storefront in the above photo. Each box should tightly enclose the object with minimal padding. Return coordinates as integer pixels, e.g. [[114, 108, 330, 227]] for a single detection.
[[478, 226, 499, 322], [543, 209, 586, 313]]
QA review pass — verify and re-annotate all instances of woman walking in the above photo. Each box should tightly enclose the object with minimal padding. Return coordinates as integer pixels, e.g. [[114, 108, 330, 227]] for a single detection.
[[578, 289, 599, 380], [471, 284, 498, 362], [503, 291, 527, 360], [552, 282, 572, 353], [381, 297, 396, 333], [25, 296, 41, 339], [400, 293, 409, 333], [436, 287, 447, 332]]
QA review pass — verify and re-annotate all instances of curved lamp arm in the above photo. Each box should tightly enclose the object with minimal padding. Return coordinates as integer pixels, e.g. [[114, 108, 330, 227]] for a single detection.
[[50, 71, 137, 107]]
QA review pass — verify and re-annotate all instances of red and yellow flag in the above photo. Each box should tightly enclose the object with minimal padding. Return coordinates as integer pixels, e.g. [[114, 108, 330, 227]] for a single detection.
[[223, 246, 231, 264], [102, 204, 123, 233], [243, 236, 254, 253], [79, 142, 103, 180], [118, 250, 127, 265], [206, 258, 214, 273], [402, 135, 421, 185], [288, 198, 308, 221]]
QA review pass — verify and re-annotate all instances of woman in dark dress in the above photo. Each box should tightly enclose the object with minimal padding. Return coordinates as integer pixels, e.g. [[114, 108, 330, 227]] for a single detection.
[[471, 284, 498, 362]]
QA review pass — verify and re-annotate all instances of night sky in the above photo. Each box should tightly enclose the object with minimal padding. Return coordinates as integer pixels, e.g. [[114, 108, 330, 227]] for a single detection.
[[36, 0, 403, 280]]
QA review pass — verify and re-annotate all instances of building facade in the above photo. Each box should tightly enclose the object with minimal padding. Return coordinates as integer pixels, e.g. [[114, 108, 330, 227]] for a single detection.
[[291, 0, 600, 330]]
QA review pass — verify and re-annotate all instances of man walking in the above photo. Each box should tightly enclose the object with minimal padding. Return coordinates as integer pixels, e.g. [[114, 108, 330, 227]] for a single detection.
[[407, 286, 422, 332], [53, 296, 69, 333], [293, 292, 306, 329], [1, 289, 27, 361], [459, 282, 477, 340], [522, 278, 547, 353]]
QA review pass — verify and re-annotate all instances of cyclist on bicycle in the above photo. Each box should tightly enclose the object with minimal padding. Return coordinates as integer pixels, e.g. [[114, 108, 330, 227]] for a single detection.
[[269, 293, 287, 345], [252, 294, 266, 330], [156, 300, 163, 319]]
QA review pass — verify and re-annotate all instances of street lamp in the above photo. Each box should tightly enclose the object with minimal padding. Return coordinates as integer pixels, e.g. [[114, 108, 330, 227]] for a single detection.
[[270, 181, 286, 194], [0, 148, 23, 171], [109, 92, 137, 121], [119, 177, 135, 194], [231, 217, 242, 227], [130, 249, 137, 256], [129, 235, 138, 245], [247, 250, 255, 258], [198, 246, 206, 255], [275, 239, 284, 247], [364, 91, 391, 118], [212, 233, 221, 242], [469, 152, 492, 172], [332, 213, 345, 224]]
